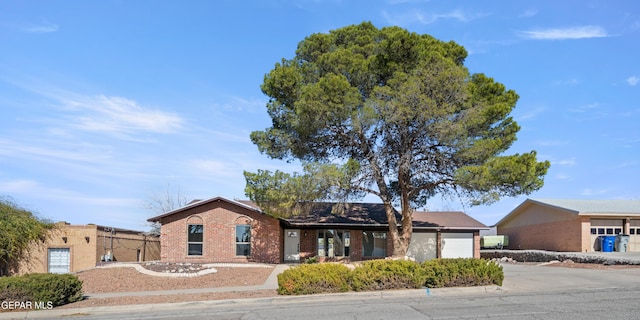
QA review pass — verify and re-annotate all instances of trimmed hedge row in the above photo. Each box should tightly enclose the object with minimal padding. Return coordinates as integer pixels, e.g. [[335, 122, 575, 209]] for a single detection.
[[278, 258, 503, 295], [0, 273, 84, 307]]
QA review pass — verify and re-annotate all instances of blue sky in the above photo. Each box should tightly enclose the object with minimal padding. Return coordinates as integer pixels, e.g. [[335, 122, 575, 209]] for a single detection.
[[1, 0, 638, 231]]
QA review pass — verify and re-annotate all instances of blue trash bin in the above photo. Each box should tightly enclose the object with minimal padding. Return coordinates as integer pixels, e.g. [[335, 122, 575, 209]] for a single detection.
[[601, 236, 616, 252]]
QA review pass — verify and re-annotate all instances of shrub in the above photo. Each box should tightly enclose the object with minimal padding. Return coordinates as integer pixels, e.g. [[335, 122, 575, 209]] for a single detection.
[[0, 273, 84, 307], [351, 259, 427, 291], [278, 263, 351, 295], [304, 256, 319, 264], [422, 258, 503, 288]]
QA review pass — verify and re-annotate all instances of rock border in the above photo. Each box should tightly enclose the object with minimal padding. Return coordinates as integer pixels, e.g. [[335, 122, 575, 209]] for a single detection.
[[481, 250, 640, 265], [95, 262, 275, 278]]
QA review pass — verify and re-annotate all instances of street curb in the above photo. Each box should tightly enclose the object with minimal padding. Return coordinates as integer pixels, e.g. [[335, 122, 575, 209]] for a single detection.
[[0, 285, 502, 319]]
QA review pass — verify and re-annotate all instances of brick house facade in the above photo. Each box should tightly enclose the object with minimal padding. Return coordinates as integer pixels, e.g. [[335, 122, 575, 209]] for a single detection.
[[496, 199, 640, 252], [149, 197, 282, 264], [149, 197, 487, 264]]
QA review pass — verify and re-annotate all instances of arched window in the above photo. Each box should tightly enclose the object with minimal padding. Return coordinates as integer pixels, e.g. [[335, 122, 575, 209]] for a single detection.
[[235, 217, 252, 256], [187, 216, 203, 256]]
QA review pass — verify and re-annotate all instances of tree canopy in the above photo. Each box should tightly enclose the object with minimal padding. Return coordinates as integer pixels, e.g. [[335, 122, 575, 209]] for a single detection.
[[0, 197, 54, 276], [246, 22, 550, 257]]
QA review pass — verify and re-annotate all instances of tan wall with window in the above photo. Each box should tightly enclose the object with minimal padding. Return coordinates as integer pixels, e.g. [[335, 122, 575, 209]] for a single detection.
[[17, 223, 159, 275]]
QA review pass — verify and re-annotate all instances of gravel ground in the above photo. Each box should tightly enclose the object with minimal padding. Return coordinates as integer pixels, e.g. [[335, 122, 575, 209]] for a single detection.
[[56, 264, 276, 310], [53, 259, 640, 310]]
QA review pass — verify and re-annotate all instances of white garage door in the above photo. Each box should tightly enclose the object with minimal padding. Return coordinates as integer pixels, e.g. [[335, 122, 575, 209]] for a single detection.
[[407, 232, 436, 262], [441, 233, 473, 258], [590, 219, 624, 251], [48, 248, 70, 274]]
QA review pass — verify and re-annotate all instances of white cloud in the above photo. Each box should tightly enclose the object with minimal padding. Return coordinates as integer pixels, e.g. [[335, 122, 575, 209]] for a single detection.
[[569, 102, 601, 113], [520, 25, 608, 40], [0, 138, 111, 163], [190, 160, 239, 178], [520, 9, 538, 18], [553, 78, 579, 86], [382, 9, 487, 25], [25, 22, 59, 33], [61, 94, 184, 135], [627, 76, 639, 86], [554, 159, 576, 167], [581, 188, 608, 196]]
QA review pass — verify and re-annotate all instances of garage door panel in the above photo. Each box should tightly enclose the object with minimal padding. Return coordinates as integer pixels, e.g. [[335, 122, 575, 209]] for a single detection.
[[407, 232, 436, 262], [590, 219, 625, 252], [441, 233, 473, 258]]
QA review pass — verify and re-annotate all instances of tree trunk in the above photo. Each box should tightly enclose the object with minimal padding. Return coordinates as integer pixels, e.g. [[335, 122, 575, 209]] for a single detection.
[[384, 202, 412, 258]]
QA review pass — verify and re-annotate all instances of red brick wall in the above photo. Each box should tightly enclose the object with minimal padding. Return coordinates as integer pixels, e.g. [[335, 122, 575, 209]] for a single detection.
[[159, 200, 282, 264]]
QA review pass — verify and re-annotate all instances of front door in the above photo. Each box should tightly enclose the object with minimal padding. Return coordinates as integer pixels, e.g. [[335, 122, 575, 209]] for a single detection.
[[284, 229, 300, 262]]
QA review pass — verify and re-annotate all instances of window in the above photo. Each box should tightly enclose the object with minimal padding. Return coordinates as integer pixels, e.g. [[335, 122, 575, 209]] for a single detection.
[[590, 228, 597, 235], [631, 229, 636, 235], [362, 231, 387, 257], [606, 228, 614, 235], [597, 228, 605, 235], [317, 229, 350, 257], [187, 224, 203, 256], [236, 225, 251, 256], [615, 228, 622, 235]]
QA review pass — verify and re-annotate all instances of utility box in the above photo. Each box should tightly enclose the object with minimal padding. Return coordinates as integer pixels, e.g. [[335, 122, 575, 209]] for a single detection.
[[481, 235, 509, 249]]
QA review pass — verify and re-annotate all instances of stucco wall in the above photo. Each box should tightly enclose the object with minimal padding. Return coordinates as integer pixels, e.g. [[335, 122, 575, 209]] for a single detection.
[[17, 223, 158, 275]]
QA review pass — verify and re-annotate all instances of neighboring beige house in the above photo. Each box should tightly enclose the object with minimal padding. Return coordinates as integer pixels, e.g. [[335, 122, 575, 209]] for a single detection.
[[496, 199, 640, 252], [148, 196, 488, 264], [17, 222, 160, 274]]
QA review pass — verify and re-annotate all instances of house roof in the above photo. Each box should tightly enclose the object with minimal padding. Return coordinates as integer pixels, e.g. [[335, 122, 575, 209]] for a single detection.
[[282, 203, 488, 230], [412, 211, 488, 230], [147, 196, 487, 231], [147, 196, 262, 222], [530, 199, 640, 214], [281, 202, 401, 227], [496, 198, 640, 226]]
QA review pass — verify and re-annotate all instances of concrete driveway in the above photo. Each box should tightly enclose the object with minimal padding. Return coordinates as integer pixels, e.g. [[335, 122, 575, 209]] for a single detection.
[[499, 262, 640, 293]]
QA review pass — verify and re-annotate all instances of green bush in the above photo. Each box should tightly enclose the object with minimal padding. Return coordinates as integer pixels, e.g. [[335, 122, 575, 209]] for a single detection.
[[351, 259, 427, 291], [278, 258, 504, 295], [422, 258, 503, 288], [278, 263, 351, 295], [0, 273, 84, 307]]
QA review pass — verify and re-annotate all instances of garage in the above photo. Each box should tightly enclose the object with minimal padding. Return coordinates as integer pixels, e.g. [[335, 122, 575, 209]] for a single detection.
[[48, 248, 70, 274], [590, 219, 624, 251], [407, 232, 437, 262], [629, 220, 640, 252], [441, 233, 473, 258]]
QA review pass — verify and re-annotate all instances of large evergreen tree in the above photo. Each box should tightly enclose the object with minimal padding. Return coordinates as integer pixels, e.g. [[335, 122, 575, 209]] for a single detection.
[[246, 22, 549, 257]]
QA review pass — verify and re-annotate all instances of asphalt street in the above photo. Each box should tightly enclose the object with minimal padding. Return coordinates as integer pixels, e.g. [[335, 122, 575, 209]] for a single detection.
[[4, 262, 640, 319]]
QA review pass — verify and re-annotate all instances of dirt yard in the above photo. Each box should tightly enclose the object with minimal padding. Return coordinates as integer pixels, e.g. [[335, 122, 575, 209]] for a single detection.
[[54, 260, 640, 310], [57, 264, 277, 309]]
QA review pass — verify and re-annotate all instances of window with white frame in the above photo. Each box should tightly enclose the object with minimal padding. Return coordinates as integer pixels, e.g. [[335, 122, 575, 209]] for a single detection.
[[317, 229, 350, 257], [187, 224, 203, 256], [236, 224, 251, 256]]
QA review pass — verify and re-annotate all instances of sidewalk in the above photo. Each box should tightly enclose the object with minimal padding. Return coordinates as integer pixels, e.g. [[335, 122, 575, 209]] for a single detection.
[[86, 263, 290, 299]]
